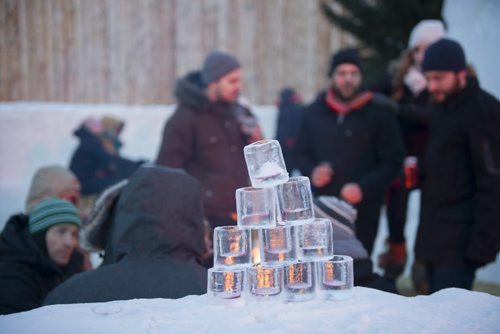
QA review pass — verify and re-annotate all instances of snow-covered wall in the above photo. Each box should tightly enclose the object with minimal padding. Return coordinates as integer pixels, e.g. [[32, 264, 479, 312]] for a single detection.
[[443, 0, 500, 99]]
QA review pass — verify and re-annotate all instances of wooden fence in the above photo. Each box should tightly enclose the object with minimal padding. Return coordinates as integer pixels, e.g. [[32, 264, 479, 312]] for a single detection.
[[0, 0, 354, 104]]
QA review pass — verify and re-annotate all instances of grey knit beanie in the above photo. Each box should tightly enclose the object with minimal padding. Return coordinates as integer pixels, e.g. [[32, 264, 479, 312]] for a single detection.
[[26, 165, 80, 212], [201, 50, 241, 85]]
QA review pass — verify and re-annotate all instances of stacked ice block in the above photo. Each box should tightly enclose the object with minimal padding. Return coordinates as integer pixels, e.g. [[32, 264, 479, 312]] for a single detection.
[[207, 139, 353, 302]]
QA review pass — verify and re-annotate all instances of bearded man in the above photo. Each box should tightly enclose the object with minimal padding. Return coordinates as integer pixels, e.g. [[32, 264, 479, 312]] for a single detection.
[[156, 50, 262, 230], [414, 38, 500, 293], [295, 48, 404, 255]]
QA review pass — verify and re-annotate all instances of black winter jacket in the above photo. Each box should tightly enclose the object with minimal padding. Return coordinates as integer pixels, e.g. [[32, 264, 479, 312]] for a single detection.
[[295, 91, 405, 202], [0, 215, 83, 314], [396, 87, 433, 160], [156, 71, 254, 219], [415, 79, 500, 266], [276, 90, 303, 171], [44, 166, 207, 305]]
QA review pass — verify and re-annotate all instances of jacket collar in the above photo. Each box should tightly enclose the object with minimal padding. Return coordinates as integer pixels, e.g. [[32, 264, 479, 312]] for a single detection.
[[175, 71, 237, 117], [325, 89, 373, 115], [443, 76, 480, 111]]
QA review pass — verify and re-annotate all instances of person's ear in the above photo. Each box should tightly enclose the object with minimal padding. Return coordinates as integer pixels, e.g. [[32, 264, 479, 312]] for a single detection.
[[205, 81, 220, 102], [457, 69, 468, 87]]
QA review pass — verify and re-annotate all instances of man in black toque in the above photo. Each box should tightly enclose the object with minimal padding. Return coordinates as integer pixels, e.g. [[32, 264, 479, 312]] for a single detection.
[[295, 48, 405, 256], [156, 51, 262, 230], [415, 38, 500, 293]]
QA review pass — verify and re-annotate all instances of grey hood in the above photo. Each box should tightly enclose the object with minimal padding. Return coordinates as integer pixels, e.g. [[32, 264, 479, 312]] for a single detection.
[[174, 71, 211, 111], [84, 165, 206, 264]]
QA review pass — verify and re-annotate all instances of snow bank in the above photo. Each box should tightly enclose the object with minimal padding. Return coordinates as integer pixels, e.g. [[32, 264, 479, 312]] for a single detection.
[[1, 287, 499, 333]]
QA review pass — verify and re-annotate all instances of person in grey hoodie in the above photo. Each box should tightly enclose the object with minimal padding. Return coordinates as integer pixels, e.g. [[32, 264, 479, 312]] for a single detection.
[[44, 165, 207, 305]]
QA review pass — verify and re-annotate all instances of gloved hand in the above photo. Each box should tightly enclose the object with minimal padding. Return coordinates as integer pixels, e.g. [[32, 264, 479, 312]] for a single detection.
[[404, 66, 427, 97]]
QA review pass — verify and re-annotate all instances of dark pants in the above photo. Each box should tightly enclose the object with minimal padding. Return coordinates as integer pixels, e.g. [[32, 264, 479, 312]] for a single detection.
[[355, 202, 383, 255], [354, 258, 398, 294], [426, 264, 476, 293], [386, 181, 409, 243]]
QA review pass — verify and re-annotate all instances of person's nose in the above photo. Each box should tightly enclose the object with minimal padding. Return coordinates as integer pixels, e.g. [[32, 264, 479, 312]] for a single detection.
[[427, 80, 437, 92], [344, 74, 356, 83], [63, 233, 77, 248]]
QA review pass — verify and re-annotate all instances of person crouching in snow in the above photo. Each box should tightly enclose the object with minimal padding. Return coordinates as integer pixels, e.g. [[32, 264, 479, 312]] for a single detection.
[[0, 198, 83, 314], [44, 165, 207, 305]]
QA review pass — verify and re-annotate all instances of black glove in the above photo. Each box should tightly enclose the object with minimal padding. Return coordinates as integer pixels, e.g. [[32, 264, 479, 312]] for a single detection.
[[465, 258, 485, 271]]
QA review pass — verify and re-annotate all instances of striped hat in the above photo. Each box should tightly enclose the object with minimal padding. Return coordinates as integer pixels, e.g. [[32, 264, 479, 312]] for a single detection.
[[313, 196, 357, 233], [29, 198, 82, 234]]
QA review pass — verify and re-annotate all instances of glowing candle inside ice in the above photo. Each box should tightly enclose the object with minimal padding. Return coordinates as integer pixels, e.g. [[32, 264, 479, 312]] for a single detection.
[[257, 269, 273, 288], [224, 272, 235, 292], [324, 262, 335, 281]]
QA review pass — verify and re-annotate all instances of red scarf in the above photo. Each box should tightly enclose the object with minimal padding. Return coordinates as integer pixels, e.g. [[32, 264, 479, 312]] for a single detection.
[[325, 89, 373, 115]]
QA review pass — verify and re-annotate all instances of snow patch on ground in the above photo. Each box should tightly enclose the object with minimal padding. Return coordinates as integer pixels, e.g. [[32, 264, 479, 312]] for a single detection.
[[0, 287, 499, 333]]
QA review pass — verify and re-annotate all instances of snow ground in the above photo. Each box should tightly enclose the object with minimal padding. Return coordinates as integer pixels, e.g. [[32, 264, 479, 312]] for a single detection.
[[1, 287, 499, 333]]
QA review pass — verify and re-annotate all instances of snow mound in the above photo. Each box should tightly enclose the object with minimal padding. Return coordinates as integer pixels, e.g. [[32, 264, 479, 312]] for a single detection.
[[1, 287, 499, 333]]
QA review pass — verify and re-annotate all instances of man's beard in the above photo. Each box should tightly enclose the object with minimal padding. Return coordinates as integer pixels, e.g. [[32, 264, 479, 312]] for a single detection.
[[216, 85, 238, 104], [333, 85, 360, 102], [431, 75, 462, 103]]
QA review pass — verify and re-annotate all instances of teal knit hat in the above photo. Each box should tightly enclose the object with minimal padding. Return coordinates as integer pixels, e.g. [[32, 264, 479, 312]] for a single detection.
[[29, 198, 82, 234]]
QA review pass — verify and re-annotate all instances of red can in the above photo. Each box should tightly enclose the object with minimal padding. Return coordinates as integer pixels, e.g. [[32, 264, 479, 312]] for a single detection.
[[404, 156, 419, 189]]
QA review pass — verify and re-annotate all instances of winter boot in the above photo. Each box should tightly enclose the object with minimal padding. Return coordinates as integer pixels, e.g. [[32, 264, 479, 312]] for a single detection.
[[378, 241, 407, 281], [411, 260, 430, 295]]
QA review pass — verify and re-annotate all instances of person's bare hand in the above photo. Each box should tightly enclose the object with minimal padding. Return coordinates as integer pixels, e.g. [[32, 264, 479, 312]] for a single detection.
[[340, 183, 363, 205], [249, 126, 263, 142], [311, 163, 334, 188]]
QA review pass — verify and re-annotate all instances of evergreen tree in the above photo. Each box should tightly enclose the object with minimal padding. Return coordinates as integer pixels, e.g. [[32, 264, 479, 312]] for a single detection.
[[321, 0, 444, 85]]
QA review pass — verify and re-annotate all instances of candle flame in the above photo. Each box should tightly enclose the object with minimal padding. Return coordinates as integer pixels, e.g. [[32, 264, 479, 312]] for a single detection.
[[324, 262, 335, 282], [224, 272, 235, 291]]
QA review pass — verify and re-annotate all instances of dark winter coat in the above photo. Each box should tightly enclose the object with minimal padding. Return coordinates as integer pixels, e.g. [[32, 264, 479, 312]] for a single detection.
[[44, 165, 207, 305], [276, 90, 303, 172], [0, 214, 83, 314], [396, 87, 433, 160], [156, 71, 254, 220], [295, 92, 404, 201], [70, 126, 141, 195], [295, 91, 405, 253], [415, 78, 500, 267], [373, 78, 433, 161]]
